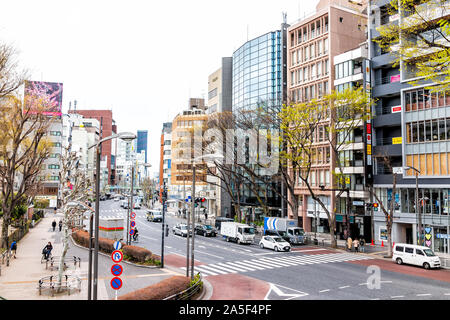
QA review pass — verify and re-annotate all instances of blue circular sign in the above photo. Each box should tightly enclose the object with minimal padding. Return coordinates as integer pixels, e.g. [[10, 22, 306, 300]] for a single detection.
[[111, 264, 123, 276], [110, 277, 122, 290], [129, 229, 134, 235], [130, 221, 136, 228]]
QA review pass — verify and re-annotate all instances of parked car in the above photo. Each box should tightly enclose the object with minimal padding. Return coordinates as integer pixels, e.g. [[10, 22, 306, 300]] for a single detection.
[[195, 224, 217, 237], [114, 196, 120, 202], [133, 202, 141, 209], [147, 210, 163, 222], [99, 195, 107, 201], [259, 235, 291, 252], [172, 223, 192, 237], [393, 243, 441, 269]]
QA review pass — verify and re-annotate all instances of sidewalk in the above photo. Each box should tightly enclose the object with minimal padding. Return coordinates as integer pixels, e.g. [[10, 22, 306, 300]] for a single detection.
[[0, 210, 181, 300]]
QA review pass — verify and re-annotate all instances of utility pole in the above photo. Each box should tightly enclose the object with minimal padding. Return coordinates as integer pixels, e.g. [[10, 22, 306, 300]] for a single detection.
[[190, 164, 196, 280], [161, 182, 168, 268]]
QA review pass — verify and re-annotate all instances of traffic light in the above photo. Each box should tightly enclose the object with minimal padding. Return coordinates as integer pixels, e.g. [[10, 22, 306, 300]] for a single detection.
[[373, 203, 379, 211]]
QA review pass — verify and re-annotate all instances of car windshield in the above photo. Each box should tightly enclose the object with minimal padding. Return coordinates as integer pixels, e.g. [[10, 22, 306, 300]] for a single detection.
[[273, 237, 285, 242], [204, 225, 213, 230], [423, 249, 435, 257], [243, 227, 255, 235], [278, 231, 287, 236], [180, 225, 187, 230], [293, 229, 304, 236]]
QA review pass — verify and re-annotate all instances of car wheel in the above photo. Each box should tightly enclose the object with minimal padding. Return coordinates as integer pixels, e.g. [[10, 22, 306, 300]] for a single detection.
[[423, 262, 430, 270], [237, 239, 241, 244], [226, 237, 230, 242], [396, 258, 403, 265], [260, 243, 264, 249], [274, 246, 279, 252]]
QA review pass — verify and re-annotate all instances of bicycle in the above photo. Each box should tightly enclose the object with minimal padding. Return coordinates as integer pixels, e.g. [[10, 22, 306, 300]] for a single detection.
[[132, 233, 139, 242], [41, 251, 52, 263]]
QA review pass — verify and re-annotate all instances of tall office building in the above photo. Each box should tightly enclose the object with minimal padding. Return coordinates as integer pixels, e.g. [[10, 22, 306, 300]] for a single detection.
[[231, 22, 289, 220], [69, 109, 118, 187], [287, 0, 367, 232], [136, 130, 148, 163], [370, 0, 450, 253]]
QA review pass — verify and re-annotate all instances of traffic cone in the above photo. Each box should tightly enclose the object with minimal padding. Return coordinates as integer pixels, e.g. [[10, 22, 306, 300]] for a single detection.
[[371, 239, 374, 246], [393, 242, 395, 248], [381, 240, 384, 247]]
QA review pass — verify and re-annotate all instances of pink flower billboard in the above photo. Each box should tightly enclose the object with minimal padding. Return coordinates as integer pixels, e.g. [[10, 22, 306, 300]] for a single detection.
[[24, 80, 63, 116]]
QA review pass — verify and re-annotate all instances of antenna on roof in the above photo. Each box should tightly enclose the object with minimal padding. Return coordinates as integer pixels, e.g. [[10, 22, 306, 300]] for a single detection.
[[282, 12, 287, 24]]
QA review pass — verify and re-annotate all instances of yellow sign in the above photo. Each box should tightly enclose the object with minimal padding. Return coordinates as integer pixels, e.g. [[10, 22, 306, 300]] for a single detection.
[[367, 144, 372, 155], [392, 137, 402, 145]]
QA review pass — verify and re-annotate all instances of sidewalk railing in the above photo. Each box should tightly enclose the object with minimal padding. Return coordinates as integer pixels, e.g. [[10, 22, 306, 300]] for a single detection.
[[439, 257, 450, 270]]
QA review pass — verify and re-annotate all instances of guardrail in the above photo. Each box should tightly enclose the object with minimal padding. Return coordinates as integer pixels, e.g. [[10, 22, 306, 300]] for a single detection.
[[45, 256, 81, 271], [439, 257, 450, 269], [163, 273, 203, 300], [38, 275, 81, 296], [0, 250, 10, 275]]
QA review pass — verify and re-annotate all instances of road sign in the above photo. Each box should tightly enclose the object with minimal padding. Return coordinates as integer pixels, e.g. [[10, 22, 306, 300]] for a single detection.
[[113, 241, 122, 251], [111, 264, 123, 277], [110, 277, 123, 290], [129, 229, 134, 235], [130, 212, 136, 219], [130, 221, 136, 228], [111, 250, 123, 263]]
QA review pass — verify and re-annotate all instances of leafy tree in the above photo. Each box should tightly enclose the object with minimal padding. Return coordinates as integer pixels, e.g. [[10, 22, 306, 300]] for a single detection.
[[374, 0, 450, 91]]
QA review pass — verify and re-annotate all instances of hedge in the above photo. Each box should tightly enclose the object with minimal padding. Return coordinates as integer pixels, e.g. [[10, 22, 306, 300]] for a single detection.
[[117, 276, 190, 300], [71, 229, 161, 265]]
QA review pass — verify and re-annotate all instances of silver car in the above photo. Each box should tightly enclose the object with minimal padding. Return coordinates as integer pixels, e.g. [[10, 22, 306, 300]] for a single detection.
[[172, 224, 192, 237]]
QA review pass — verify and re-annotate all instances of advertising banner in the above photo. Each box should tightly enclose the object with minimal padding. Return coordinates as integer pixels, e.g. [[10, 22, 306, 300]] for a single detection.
[[24, 81, 63, 116]]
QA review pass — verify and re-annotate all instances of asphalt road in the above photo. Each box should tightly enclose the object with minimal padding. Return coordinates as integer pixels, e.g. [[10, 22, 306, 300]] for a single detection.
[[98, 199, 450, 300]]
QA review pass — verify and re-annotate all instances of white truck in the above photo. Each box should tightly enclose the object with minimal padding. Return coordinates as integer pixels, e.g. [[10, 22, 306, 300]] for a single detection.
[[263, 217, 305, 245], [220, 222, 255, 244]]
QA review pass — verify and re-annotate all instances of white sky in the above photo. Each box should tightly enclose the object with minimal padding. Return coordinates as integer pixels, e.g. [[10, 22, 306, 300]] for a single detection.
[[0, 0, 319, 174]]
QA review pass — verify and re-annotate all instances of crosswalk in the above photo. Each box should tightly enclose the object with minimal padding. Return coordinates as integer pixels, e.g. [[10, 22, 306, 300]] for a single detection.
[[181, 253, 373, 277]]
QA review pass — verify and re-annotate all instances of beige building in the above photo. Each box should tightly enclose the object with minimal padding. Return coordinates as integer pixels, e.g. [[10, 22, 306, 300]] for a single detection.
[[287, 0, 368, 232]]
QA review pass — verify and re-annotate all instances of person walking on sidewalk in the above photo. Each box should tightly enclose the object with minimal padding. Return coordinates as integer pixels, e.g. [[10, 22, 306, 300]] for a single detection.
[[353, 238, 360, 253], [347, 236, 353, 251], [359, 237, 365, 253], [52, 220, 57, 232], [10, 241, 17, 259], [58, 220, 63, 232]]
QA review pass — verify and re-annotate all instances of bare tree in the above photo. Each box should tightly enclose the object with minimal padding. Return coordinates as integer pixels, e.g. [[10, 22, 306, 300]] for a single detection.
[[0, 94, 54, 258]]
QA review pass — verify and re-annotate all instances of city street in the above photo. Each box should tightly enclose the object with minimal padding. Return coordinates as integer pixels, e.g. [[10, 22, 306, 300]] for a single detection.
[[98, 200, 450, 300]]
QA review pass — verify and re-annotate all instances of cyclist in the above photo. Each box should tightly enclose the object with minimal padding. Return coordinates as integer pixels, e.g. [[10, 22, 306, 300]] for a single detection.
[[42, 242, 53, 260], [133, 227, 139, 241]]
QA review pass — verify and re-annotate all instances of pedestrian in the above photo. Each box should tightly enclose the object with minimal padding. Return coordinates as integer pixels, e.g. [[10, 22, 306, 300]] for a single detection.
[[347, 236, 353, 251], [58, 220, 63, 232], [10, 241, 17, 259], [359, 237, 365, 253], [53, 207, 57, 215], [353, 238, 360, 253], [52, 220, 57, 232], [178, 209, 181, 217], [204, 212, 208, 222]]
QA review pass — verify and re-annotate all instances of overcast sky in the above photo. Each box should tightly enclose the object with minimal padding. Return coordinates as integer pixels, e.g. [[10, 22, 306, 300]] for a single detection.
[[0, 0, 319, 174]]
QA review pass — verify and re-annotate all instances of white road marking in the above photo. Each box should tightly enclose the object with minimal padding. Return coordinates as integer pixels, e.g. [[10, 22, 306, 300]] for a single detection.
[[416, 293, 432, 297], [339, 286, 350, 289], [391, 295, 404, 299], [195, 250, 225, 259], [319, 289, 331, 293]]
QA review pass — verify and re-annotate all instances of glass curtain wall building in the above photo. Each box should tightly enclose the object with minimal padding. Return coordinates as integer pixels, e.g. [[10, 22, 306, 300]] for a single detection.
[[231, 25, 288, 221], [233, 31, 283, 113]]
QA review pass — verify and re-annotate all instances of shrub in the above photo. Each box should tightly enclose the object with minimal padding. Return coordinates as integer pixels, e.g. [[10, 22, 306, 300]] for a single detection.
[[71, 230, 160, 265], [117, 276, 190, 300]]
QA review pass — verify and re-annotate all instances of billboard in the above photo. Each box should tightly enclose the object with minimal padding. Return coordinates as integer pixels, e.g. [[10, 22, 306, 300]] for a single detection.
[[24, 81, 63, 116]]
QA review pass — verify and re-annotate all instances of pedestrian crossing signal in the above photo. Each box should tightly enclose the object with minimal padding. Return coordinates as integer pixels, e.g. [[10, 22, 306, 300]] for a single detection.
[[373, 203, 379, 211]]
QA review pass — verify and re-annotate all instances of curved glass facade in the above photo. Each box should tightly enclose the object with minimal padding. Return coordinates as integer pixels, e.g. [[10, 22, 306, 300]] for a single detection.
[[232, 31, 283, 112]]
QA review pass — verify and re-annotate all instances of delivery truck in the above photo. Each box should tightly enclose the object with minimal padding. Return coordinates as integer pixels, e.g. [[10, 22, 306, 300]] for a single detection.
[[263, 217, 305, 245], [220, 222, 255, 244]]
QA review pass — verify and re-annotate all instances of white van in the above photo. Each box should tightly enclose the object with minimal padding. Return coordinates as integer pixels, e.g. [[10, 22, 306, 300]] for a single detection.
[[393, 243, 441, 269]]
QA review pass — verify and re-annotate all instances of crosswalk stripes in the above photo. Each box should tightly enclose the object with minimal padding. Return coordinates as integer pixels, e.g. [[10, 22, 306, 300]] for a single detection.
[[181, 253, 374, 277]]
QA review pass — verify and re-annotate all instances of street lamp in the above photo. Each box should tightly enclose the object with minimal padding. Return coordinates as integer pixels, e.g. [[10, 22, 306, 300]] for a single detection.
[[404, 166, 422, 245], [88, 132, 136, 300], [189, 153, 223, 279], [143, 163, 152, 207]]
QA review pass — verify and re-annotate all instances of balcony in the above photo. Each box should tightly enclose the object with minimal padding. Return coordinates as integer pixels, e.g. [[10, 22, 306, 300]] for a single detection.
[[374, 137, 403, 156], [373, 112, 401, 127], [372, 75, 405, 97]]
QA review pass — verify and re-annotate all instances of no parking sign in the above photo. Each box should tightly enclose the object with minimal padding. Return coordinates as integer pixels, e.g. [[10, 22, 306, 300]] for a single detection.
[[110, 277, 123, 290]]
